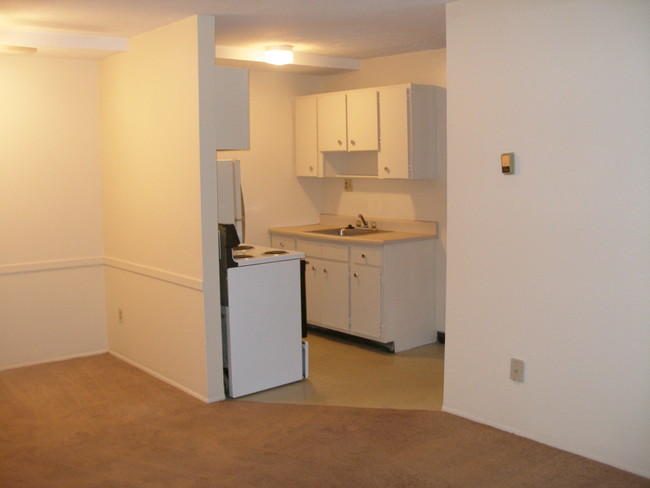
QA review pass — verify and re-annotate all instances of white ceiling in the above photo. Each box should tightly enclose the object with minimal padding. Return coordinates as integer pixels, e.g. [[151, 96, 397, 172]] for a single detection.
[[0, 0, 448, 69]]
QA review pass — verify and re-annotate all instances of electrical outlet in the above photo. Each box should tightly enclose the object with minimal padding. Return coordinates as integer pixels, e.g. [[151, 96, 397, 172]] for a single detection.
[[118, 308, 124, 324], [344, 178, 353, 192], [510, 358, 524, 382]]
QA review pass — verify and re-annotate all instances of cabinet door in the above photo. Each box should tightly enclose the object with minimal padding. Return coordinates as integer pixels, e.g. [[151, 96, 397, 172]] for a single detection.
[[295, 96, 320, 177], [271, 235, 296, 251], [317, 92, 347, 152], [304, 258, 324, 325], [350, 264, 382, 339], [377, 85, 411, 179], [319, 260, 350, 331], [215, 66, 250, 151], [347, 90, 378, 151]]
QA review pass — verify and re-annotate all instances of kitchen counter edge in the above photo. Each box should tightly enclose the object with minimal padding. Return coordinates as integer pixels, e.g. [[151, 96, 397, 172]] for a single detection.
[[269, 224, 437, 245]]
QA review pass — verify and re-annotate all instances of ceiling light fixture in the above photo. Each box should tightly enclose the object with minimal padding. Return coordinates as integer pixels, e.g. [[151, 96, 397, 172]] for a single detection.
[[0, 45, 37, 55], [215, 45, 360, 73], [264, 45, 294, 66]]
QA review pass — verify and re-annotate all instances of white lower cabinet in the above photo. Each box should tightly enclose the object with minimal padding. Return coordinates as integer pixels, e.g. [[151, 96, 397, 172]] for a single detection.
[[271, 235, 296, 250], [278, 234, 436, 352], [350, 263, 382, 338], [305, 257, 349, 331]]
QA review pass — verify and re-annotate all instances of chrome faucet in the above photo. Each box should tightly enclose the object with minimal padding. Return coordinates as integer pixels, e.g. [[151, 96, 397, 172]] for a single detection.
[[358, 213, 369, 228]]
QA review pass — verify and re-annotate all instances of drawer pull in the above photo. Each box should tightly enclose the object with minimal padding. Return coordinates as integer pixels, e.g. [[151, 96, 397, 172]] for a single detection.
[[353, 272, 359, 278], [323, 268, 327, 274], [361, 253, 366, 259]]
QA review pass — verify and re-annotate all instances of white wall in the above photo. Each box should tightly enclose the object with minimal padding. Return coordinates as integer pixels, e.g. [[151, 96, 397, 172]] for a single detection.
[[100, 16, 221, 401], [0, 56, 106, 369], [321, 50, 446, 92], [219, 70, 323, 246], [444, 0, 650, 476]]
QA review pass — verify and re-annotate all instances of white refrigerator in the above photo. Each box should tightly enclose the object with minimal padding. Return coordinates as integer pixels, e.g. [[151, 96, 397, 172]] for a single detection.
[[217, 158, 306, 398], [217, 159, 244, 241]]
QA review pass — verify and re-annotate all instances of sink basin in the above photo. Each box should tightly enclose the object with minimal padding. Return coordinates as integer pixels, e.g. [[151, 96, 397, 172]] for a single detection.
[[309, 227, 393, 237]]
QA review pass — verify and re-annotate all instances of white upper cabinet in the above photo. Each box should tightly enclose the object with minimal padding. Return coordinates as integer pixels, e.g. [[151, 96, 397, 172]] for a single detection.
[[345, 90, 379, 151], [317, 92, 347, 152], [215, 66, 250, 151], [295, 95, 319, 177], [317, 89, 379, 152], [377, 84, 439, 179], [295, 84, 444, 179]]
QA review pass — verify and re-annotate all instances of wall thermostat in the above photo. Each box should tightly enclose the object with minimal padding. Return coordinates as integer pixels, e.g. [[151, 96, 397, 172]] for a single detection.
[[501, 152, 515, 175]]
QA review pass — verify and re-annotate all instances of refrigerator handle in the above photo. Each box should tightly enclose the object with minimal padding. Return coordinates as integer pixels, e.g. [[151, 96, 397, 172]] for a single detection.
[[238, 191, 246, 242]]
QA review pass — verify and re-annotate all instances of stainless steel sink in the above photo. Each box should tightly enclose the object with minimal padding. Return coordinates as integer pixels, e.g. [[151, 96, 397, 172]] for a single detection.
[[309, 227, 393, 237]]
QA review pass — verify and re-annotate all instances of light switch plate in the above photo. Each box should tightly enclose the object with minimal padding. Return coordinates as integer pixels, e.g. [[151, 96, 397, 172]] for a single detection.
[[510, 358, 524, 382]]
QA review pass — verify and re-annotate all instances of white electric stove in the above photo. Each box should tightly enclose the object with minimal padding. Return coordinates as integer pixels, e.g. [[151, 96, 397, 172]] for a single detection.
[[231, 244, 304, 266], [221, 240, 306, 398]]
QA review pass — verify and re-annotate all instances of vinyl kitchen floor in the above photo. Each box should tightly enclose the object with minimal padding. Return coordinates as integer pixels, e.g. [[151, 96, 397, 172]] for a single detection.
[[237, 330, 445, 410]]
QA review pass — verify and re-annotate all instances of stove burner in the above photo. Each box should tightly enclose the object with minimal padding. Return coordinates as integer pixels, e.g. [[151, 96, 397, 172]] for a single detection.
[[233, 254, 254, 259], [234, 245, 254, 251], [263, 250, 288, 255]]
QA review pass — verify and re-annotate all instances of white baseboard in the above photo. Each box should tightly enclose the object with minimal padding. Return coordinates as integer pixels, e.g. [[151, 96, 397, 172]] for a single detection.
[[108, 350, 210, 403], [441, 405, 649, 479], [0, 349, 108, 372]]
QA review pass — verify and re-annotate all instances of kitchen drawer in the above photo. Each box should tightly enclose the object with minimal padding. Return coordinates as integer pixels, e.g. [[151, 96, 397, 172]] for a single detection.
[[350, 245, 382, 266], [271, 235, 296, 250], [296, 239, 322, 258], [322, 242, 348, 262]]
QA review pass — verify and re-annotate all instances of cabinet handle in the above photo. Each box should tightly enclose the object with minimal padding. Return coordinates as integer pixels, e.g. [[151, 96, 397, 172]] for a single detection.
[[384, 166, 390, 174], [337, 139, 343, 146], [361, 253, 366, 259], [311, 265, 316, 271], [353, 272, 359, 278], [279, 242, 285, 248], [323, 268, 327, 274], [309, 165, 314, 172], [350, 139, 356, 146]]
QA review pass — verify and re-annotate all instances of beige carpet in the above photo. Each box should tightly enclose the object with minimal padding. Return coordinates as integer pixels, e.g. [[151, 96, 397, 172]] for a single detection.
[[1, 354, 647, 488]]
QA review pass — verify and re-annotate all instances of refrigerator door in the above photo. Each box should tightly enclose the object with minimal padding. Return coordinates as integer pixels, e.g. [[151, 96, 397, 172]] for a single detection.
[[217, 159, 244, 240]]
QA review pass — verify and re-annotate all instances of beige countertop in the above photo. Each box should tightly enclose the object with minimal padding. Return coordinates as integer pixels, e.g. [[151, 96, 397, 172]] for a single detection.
[[269, 223, 436, 245]]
